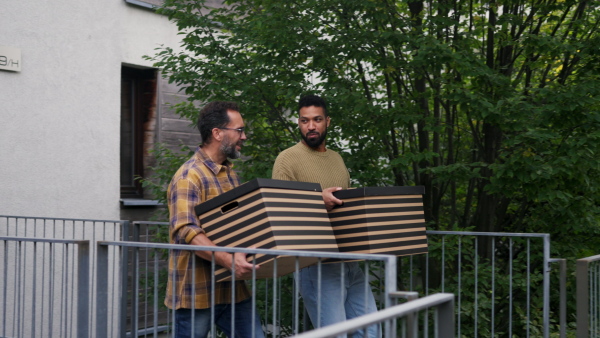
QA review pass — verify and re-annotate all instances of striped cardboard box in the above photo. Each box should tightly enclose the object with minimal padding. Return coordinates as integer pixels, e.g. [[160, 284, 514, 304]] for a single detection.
[[329, 186, 428, 256], [195, 178, 339, 282]]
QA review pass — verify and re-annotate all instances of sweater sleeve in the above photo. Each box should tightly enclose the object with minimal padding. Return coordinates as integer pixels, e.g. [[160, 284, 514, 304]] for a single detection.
[[272, 152, 295, 181]]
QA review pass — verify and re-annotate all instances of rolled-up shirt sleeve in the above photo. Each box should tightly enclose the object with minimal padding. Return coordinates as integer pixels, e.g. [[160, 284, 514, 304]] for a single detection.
[[168, 178, 205, 244]]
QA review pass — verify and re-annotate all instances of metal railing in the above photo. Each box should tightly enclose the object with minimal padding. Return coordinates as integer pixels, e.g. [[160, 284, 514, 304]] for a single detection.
[[577, 254, 600, 337], [292, 293, 455, 338], [0, 217, 577, 337], [0, 215, 128, 241], [0, 215, 129, 336], [99, 240, 398, 337], [397, 230, 563, 338], [0, 236, 90, 338]]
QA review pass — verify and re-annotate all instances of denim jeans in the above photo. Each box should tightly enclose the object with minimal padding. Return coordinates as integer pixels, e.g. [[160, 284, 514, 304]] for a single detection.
[[297, 262, 379, 338], [174, 297, 265, 338]]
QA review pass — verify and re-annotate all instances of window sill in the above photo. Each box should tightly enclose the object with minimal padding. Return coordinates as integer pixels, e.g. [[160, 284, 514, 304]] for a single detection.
[[120, 198, 164, 207]]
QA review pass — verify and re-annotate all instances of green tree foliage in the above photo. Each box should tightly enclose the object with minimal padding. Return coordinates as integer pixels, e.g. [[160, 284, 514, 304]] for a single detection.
[[149, 0, 600, 258], [145, 1, 600, 334]]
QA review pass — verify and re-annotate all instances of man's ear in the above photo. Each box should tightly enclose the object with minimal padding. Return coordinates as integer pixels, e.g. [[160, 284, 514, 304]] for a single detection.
[[211, 128, 222, 142], [326, 116, 331, 128]]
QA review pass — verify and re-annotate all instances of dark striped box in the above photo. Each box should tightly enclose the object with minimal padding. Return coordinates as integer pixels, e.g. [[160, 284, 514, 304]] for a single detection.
[[194, 178, 339, 282], [329, 186, 428, 256]]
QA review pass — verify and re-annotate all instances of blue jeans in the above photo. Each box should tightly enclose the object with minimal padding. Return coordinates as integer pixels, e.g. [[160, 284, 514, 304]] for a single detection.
[[174, 297, 265, 338], [297, 262, 379, 338]]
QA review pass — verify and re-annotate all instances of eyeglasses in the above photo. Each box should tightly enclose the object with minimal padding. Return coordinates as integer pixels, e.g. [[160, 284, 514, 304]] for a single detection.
[[219, 127, 246, 134]]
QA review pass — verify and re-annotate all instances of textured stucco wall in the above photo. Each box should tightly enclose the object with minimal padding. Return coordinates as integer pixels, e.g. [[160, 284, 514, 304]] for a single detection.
[[0, 1, 183, 220]]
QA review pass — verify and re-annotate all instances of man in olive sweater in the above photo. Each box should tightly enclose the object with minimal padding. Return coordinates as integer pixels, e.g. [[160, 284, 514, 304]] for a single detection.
[[272, 95, 378, 337]]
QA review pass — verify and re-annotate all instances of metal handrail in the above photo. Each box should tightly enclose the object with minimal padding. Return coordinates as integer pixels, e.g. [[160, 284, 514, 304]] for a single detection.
[[292, 293, 455, 338], [577, 254, 600, 338], [96, 240, 399, 338]]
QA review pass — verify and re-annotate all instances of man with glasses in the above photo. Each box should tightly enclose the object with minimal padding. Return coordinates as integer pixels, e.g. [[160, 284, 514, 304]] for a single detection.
[[165, 101, 265, 338], [272, 94, 378, 337]]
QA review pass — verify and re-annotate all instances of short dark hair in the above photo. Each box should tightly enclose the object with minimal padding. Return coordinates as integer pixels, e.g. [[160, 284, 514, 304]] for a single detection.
[[197, 101, 240, 145], [298, 94, 328, 116]]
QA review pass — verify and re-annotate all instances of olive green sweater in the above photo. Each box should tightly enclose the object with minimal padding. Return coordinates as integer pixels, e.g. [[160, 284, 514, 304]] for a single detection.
[[272, 142, 350, 189]]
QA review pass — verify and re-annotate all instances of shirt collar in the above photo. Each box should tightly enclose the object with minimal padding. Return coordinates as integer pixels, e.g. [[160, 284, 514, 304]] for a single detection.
[[196, 146, 233, 175]]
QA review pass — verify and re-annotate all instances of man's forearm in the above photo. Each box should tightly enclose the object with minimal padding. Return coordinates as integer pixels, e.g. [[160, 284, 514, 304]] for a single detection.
[[189, 233, 234, 268]]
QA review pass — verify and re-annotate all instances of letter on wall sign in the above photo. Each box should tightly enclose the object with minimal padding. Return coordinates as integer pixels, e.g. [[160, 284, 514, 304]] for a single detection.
[[0, 46, 21, 72]]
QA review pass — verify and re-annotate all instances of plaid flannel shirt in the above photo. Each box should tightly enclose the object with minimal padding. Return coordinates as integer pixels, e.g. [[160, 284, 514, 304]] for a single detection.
[[165, 147, 250, 310]]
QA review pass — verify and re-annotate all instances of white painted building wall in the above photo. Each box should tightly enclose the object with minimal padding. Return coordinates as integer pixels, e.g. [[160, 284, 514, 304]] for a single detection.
[[0, 0, 183, 220]]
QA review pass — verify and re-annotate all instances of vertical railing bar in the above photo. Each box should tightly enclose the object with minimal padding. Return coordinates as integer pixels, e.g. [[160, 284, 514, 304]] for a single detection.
[[231, 252, 236, 338], [264, 275, 268, 335], [591, 261, 595, 338], [591, 261, 595, 337], [120, 221, 131, 338], [457, 236, 461, 338], [32, 242, 37, 338], [41, 239, 47, 337], [509, 238, 513, 338], [543, 234, 550, 338], [210, 253, 218, 338], [317, 259, 322, 328], [89, 221, 95, 330], [2, 240, 7, 338], [272, 257, 277, 338], [474, 237, 478, 338], [191, 252, 196, 338], [597, 262, 599, 336], [341, 260, 346, 330], [441, 236, 445, 293], [114, 244, 120, 336], [144, 224, 150, 336], [153, 250, 159, 338], [278, 268, 282, 338], [384, 255, 397, 337], [364, 261, 369, 337], [131, 223, 141, 336], [491, 237, 495, 337], [294, 257, 300, 334], [40, 222, 46, 331], [72, 242, 78, 337], [96, 243, 109, 338], [112, 245, 120, 337], [49, 242, 54, 338], [425, 252, 429, 338], [593, 262, 597, 337], [592, 261, 600, 337], [251, 255, 257, 338], [111, 223, 118, 335], [558, 259, 566, 338], [438, 296, 455, 338], [526, 239, 531, 338], [434, 304, 439, 338], [61, 242, 68, 337], [78, 241, 90, 338], [174, 250, 180, 338], [592, 262, 596, 337], [16, 241, 22, 338], [64, 242, 70, 338]]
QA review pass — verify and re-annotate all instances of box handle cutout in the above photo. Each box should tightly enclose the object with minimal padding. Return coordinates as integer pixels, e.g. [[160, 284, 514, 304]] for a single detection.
[[221, 201, 239, 214]]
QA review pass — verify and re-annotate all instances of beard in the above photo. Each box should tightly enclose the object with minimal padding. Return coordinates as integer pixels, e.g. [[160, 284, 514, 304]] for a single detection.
[[301, 129, 327, 148], [220, 134, 242, 159]]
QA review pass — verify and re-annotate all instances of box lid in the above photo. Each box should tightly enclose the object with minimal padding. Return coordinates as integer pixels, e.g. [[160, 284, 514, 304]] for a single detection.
[[195, 178, 322, 216], [333, 186, 425, 199]]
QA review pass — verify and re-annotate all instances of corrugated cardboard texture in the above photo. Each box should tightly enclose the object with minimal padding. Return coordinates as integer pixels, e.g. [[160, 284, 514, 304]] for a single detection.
[[196, 179, 339, 281], [330, 186, 428, 256]]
